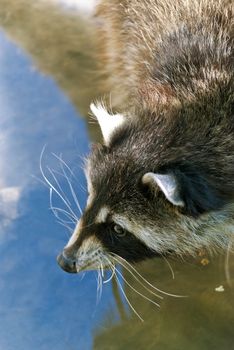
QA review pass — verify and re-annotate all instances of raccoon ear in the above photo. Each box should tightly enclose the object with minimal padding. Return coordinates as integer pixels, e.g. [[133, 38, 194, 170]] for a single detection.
[[142, 172, 184, 207], [142, 169, 224, 216], [90, 102, 125, 145]]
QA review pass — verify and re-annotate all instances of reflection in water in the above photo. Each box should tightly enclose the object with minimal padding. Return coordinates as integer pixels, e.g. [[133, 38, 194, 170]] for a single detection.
[[0, 1, 233, 350], [94, 256, 234, 350], [0, 186, 21, 238], [0, 15, 117, 350], [0, 0, 105, 140]]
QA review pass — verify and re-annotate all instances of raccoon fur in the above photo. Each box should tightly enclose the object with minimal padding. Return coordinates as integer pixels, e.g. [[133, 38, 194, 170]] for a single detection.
[[57, 0, 234, 274]]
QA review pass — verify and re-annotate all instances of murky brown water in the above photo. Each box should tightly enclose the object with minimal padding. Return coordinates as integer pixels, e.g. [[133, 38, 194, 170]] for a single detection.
[[0, 1, 233, 349], [94, 255, 234, 350]]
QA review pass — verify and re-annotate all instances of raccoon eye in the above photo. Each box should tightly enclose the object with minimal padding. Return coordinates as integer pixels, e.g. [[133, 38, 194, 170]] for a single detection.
[[113, 224, 126, 237]]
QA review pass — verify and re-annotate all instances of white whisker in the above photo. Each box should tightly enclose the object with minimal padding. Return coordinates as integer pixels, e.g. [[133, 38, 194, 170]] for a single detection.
[[49, 187, 77, 228], [112, 253, 186, 298], [54, 154, 83, 215], [225, 240, 233, 287], [52, 153, 76, 178], [56, 221, 73, 235], [100, 262, 104, 278], [80, 272, 86, 281], [96, 269, 103, 305], [103, 267, 116, 284], [47, 167, 72, 206], [40, 146, 79, 221], [115, 267, 160, 308], [101, 255, 116, 284], [163, 256, 175, 280], [114, 269, 144, 322], [111, 255, 163, 300], [30, 174, 49, 187], [49, 206, 77, 223]]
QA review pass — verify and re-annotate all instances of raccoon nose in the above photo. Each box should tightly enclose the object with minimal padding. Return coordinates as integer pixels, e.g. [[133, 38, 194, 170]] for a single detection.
[[57, 252, 77, 273]]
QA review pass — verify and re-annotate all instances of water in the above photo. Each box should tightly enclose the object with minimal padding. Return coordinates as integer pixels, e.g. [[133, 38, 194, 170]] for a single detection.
[[0, 1, 233, 350]]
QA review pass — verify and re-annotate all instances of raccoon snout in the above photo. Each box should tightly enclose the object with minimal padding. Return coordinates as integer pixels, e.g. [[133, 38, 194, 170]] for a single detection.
[[57, 251, 77, 274]]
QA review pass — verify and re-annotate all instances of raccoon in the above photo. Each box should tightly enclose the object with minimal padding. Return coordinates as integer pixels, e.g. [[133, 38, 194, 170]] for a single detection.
[[57, 0, 234, 274]]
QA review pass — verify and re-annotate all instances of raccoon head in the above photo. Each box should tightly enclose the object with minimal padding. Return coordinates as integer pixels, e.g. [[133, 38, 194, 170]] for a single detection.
[[57, 103, 231, 273]]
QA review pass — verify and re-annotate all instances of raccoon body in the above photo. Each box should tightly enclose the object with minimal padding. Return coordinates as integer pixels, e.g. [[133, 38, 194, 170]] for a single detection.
[[57, 0, 234, 273]]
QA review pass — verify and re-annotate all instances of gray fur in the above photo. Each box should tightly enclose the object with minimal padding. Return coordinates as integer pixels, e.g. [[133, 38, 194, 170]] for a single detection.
[[58, 0, 234, 272]]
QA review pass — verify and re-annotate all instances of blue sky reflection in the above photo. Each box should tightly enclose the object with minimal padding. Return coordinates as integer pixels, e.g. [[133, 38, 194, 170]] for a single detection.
[[0, 30, 119, 350]]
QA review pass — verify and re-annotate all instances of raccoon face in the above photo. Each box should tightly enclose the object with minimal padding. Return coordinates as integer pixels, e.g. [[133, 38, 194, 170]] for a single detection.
[[57, 103, 231, 274]]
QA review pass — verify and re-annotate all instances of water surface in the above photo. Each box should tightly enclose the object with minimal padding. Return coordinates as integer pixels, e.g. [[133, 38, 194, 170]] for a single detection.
[[0, 1, 233, 350]]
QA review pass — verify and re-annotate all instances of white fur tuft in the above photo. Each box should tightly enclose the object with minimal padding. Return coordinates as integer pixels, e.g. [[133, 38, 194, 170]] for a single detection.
[[90, 102, 125, 145]]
